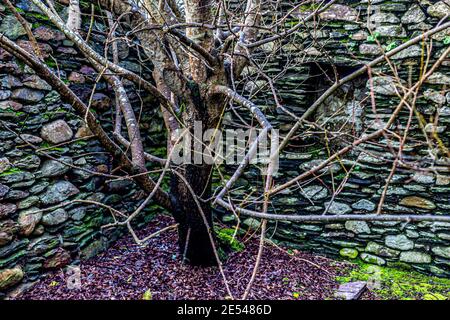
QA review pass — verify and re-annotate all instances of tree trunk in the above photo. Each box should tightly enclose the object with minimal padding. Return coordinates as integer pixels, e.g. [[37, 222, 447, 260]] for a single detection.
[[171, 163, 216, 266], [168, 72, 227, 266]]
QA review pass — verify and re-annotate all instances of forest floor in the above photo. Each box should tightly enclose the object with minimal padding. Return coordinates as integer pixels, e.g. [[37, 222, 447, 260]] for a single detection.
[[15, 214, 381, 300]]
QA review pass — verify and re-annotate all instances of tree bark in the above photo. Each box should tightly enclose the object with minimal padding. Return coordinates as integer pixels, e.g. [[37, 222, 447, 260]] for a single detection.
[[171, 163, 216, 266]]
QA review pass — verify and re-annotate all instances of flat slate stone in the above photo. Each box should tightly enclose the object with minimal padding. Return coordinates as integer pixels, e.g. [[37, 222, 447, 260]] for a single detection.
[[334, 281, 367, 300]]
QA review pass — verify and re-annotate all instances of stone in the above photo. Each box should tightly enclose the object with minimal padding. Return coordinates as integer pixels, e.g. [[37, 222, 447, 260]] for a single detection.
[[0, 267, 24, 291], [423, 89, 446, 105], [33, 26, 65, 41], [0, 172, 34, 185], [392, 45, 422, 60], [17, 207, 42, 236], [43, 248, 71, 269], [0, 157, 11, 174], [27, 235, 60, 256], [42, 208, 68, 226], [300, 159, 341, 174], [367, 76, 401, 96], [352, 30, 368, 41], [412, 172, 435, 184], [426, 72, 450, 85], [0, 90, 12, 100], [352, 199, 375, 212], [40, 181, 79, 205], [427, 1, 450, 18], [68, 72, 86, 84], [57, 47, 77, 55], [23, 75, 52, 91], [436, 175, 450, 186], [81, 238, 107, 260], [334, 281, 366, 300], [17, 40, 53, 59], [0, 220, 18, 246], [359, 44, 382, 56], [75, 123, 93, 138], [5, 190, 29, 200], [0, 231, 13, 247], [1, 75, 22, 89], [80, 65, 96, 75], [0, 100, 22, 111], [406, 230, 420, 239], [365, 242, 399, 258], [319, 4, 358, 22], [401, 4, 426, 24], [399, 196, 436, 210], [39, 157, 73, 177], [324, 201, 352, 215], [243, 218, 261, 230], [17, 196, 40, 210], [345, 221, 371, 234], [374, 25, 406, 37], [432, 246, 450, 259], [369, 12, 399, 25], [424, 123, 445, 134], [11, 88, 45, 103], [0, 15, 28, 40], [91, 93, 111, 110], [40, 120, 73, 144], [399, 251, 432, 264], [0, 184, 10, 198], [68, 207, 86, 221], [14, 155, 41, 170], [0, 239, 29, 259], [339, 248, 358, 259], [301, 185, 328, 201], [30, 181, 49, 194], [360, 253, 385, 266], [385, 235, 414, 251], [15, 134, 43, 145], [429, 266, 447, 277], [0, 203, 16, 219]]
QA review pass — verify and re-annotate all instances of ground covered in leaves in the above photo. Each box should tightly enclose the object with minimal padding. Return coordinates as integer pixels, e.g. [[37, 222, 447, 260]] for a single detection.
[[15, 215, 371, 300]]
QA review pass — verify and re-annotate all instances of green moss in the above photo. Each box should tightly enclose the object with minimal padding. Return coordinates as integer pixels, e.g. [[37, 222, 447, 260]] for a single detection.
[[44, 59, 57, 68], [74, 140, 88, 146], [215, 227, 245, 252], [337, 260, 450, 300], [24, 12, 50, 21], [0, 167, 22, 176], [39, 141, 66, 152]]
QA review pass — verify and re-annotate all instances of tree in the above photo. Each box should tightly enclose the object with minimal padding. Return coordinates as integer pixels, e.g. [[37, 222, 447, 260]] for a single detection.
[[1, 0, 449, 299]]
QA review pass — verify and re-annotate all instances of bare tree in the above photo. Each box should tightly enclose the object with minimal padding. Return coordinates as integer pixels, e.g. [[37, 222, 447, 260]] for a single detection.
[[1, 0, 449, 296]]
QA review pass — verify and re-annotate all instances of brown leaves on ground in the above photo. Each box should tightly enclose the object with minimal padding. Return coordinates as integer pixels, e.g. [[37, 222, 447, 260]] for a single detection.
[[17, 215, 366, 300]]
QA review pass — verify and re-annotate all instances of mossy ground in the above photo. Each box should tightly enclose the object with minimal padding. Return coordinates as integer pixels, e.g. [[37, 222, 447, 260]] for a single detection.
[[337, 260, 450, 300]]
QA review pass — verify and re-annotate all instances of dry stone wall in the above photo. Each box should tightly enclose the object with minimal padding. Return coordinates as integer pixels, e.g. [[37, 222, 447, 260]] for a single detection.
[[218, 0, 450, 277], [0, 0, 449, 298], [0, 1, 164, 297]]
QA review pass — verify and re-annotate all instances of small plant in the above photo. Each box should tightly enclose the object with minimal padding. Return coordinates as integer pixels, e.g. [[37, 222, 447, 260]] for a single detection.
[[444, 36, 450, 45], [215, 228, 245, 252], [142, 289, 152, 300], [385, 41, 397, 52], [49, 281, 59, 287], [367, 32, 380, 43]]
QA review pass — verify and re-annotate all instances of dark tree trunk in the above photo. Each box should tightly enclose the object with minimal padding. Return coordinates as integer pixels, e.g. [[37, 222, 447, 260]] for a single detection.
[[171, 163, 216, 266], [168, 76, 227, 266]]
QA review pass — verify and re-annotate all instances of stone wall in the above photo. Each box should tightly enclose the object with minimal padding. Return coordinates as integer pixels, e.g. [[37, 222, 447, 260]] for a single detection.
[[218, 0, 450, 277], [0, 0, 449, 299], [0, 1, 165, 297]]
